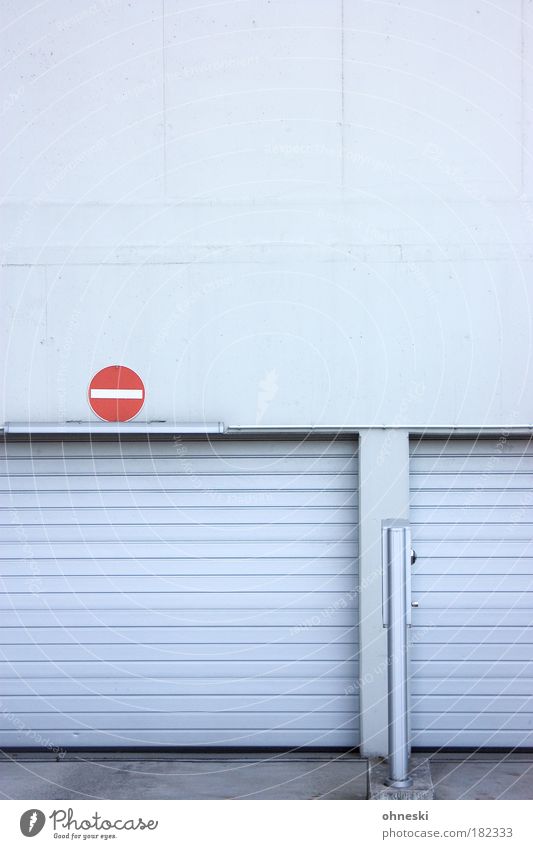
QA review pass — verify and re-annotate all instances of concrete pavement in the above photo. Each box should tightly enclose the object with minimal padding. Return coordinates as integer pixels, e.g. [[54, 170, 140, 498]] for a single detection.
[[0, 752, 367, 800], [0, 752, 532, 800], [429, 753, 533, 801]]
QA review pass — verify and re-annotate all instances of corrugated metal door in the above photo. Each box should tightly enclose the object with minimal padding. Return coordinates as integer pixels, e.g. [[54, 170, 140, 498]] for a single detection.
[[0, 437, 359, 748], [410, 437, 533, 748]]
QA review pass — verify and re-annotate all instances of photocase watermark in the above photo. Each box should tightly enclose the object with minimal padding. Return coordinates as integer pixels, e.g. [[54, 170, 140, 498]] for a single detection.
[[2, 138, 108, 263], [290, 571, 381, 635], [508, 489, 533, 525], [171, 434, 273, 506], [20, 809, 46, 837], [0, 703, 66, 758], [0, 85, 24, 118], [117, 55, 262, 103], [19, 806, 158, 838], [376, 381, 426, 467], [50, 807, 158, 834], [255, 368, 278, 424], [314, 208, 389, 246], [519, 196, 533, 237], [56, 307, 83, 421], [266, 142, 397, 179], [457, 413, 533, 534], [151, 276, 233, 360], [291, 588, 358, 634], [55, 0, 121, 33], [46, 138, 108, 195], [7, 508, 41, 595], [461, 412, 521, 513], [291, 568, 380, 635], [343, 624, 432, 696], [422, 142, 488, 204]]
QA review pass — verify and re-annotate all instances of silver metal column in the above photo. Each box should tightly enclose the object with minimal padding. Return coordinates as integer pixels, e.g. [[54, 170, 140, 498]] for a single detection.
[[382, 519, 413, 789]]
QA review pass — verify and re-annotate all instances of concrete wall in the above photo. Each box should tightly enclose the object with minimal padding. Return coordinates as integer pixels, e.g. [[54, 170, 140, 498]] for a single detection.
[[1, 0, 532, 428], [1, 1, 532, 757]]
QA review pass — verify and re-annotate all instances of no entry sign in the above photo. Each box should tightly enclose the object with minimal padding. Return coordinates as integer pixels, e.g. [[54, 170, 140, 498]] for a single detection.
[[88, 365, 145, 422]]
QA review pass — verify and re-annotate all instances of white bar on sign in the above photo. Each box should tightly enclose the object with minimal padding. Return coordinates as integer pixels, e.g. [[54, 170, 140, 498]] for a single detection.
[[90, 389, 143, 399]]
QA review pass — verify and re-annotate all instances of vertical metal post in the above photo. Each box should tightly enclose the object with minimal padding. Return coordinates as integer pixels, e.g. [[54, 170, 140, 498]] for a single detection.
[[382, 519, 413, 789]]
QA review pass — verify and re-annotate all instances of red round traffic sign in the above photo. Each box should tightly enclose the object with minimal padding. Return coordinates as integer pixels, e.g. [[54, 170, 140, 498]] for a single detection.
[[88, 365, 145, 422]]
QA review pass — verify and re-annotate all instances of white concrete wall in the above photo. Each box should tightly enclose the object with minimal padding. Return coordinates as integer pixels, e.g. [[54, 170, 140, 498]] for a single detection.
[[1, 0, 532, 427]]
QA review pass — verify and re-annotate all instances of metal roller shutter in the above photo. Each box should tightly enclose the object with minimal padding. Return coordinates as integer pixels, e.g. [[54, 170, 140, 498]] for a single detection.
[[0, 437, 359, 749], [410, 436, 533, 749]]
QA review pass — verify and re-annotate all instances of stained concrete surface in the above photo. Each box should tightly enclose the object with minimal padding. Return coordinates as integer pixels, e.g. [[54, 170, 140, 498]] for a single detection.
[[1, 753, 533, 800], [0, 753, 367, 800], [430, 755, 533, 801]]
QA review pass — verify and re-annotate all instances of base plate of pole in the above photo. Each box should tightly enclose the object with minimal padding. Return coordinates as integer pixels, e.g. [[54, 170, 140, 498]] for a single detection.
[[367, 757, 434, 800], [385, 777, 413, 790]]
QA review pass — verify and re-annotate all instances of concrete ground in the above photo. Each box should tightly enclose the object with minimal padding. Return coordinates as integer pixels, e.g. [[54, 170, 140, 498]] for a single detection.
[[430, 753, 533, 801], [0, 752, 532, 800], [0, 752, 367, 800]]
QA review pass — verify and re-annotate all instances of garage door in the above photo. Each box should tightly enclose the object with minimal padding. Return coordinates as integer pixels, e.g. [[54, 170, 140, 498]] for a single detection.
[[410, 437, 533, 748], [0, 437, 359, 748]]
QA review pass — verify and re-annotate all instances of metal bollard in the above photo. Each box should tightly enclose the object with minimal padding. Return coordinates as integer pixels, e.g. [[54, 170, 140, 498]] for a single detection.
[[382, 519, 413, 789]]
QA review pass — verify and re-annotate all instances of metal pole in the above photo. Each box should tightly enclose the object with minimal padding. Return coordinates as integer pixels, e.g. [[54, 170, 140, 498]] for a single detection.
[[382, 519, 413, 789]]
